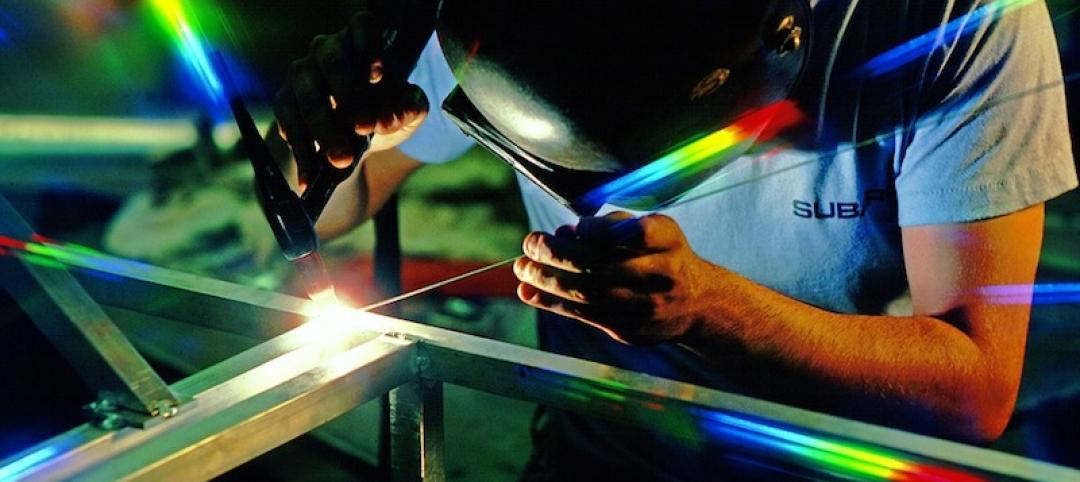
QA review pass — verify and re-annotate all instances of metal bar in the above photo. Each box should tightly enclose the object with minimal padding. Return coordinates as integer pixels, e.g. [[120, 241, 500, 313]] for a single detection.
[[70, 249, 305, 339], [10, 241, 1080, 481], [107, 305, 385, 466], [419, 342, 1073, 482], [390, 378, 446, 482], [104, 306, 262, 375], [0, 194, 178, 421], [0, 315, 415, 482], [374, 193, 404, 481]]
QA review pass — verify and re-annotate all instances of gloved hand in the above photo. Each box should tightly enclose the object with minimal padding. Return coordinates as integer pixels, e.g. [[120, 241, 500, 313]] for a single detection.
[[274, 6, 430, 193]]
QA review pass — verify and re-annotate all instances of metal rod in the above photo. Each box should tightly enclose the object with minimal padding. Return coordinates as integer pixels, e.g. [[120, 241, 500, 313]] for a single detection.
[[360, 256, 520, 313]]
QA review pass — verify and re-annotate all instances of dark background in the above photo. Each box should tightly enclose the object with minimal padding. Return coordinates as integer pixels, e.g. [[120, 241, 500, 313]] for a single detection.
[[0, 0, 1077, 479]]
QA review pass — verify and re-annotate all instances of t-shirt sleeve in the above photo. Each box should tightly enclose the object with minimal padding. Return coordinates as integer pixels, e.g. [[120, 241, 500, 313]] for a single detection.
[[895, 0, 1077, 227], [398, 33, 477, 164]]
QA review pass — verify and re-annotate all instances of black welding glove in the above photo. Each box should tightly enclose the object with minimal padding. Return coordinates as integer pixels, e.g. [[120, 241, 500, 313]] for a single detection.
[[272, 0, 437, 211]]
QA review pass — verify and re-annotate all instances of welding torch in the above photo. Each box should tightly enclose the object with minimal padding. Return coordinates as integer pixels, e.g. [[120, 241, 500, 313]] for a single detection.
[[210, 56, 333, 301], [215, 1, 438, 302]]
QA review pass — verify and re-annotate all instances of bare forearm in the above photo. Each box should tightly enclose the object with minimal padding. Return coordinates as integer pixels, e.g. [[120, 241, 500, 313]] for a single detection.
[[682, 266, 1016, 443], [314, 148, 422, 238], [515, 210, 1035, 443]]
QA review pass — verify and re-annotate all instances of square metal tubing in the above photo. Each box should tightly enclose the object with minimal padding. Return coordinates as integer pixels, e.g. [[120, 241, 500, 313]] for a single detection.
[[1, 240, 1078, 481]]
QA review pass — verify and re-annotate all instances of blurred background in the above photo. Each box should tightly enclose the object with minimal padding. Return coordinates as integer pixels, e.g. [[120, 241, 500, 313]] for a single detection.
[[0, 1, 1076, 480]]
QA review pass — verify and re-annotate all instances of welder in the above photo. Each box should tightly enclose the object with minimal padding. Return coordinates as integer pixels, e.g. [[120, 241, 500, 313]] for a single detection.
[[271, 1, 1078, 480]]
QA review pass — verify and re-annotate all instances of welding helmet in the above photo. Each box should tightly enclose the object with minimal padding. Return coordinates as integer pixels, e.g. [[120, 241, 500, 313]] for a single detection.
[[436, 0, 811, 215]]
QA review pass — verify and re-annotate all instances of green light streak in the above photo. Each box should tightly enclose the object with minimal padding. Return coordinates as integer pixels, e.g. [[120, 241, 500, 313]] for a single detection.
[[149, 0, 225, 104]]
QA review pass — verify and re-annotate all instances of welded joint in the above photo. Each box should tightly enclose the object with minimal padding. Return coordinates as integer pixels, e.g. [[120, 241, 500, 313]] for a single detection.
[[379, 332, 432, 377], [84, 394, 188, 430], [382, 332, 417, 344], [413, 352, 432, 377]]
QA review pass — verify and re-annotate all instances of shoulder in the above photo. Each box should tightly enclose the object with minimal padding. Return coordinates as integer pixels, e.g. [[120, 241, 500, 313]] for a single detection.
[[399, 34, 477, 164]]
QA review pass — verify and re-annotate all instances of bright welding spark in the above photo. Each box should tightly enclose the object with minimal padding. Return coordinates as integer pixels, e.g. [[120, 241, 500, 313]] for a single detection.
[[308, 287, 346, 315], [978, 283, 1080, 305], [302, 288, 392, 335], [303, 300, 401, 339], [582, 101, 804, 209], [149, 0, 226, 106], [852, 0, 1037, 79]]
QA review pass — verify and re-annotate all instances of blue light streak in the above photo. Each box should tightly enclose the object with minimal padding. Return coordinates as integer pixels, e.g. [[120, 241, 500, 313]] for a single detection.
[[151, 0, 227, 109], [853, 0, 1037, 79], [980, 283, 1080, 305], [0, 446, 59, 482]]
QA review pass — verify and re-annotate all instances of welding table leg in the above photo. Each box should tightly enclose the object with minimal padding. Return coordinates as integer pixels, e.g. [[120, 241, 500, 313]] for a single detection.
[[390, 379, 446, 482]]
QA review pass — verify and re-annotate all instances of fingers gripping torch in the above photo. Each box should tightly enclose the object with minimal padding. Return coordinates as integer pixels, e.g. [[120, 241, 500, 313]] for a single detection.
[[215, 1, 438, 302]]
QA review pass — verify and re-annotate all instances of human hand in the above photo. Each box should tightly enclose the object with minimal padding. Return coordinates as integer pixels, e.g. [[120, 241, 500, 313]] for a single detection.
[[514, 211, 717, 345], [274, 9, 429, 192]]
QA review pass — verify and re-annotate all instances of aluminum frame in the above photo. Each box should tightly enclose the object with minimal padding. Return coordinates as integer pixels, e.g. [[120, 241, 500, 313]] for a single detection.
[[0, 194, 179, 424], [1, 239, 1078, 481]]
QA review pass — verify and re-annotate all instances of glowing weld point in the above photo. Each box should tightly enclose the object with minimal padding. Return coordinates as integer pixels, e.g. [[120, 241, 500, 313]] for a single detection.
[[303, 282, 362, 332], [302, 296, 401, 341], [309, 287, 344, 314]]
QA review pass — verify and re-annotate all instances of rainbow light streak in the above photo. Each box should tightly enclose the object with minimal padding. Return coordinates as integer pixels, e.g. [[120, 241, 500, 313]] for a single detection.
[[979, 283, 1080, 305], [711, 425, 896, 479], [150, 0, 225, 106], [0, 446, 59, 482], [535, 370, 629, 404], [696, 411, 986, 482], [582, 101, 802, 209], [518, 365, 985, 481], [515, 369, 639, 408], [853, 0, 1037, 79], [0, 234, 150, 277]]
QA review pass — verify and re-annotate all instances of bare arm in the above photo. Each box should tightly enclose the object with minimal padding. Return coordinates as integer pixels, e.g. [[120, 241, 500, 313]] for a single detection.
[[313, 147, 423, 239], [515, 205, 1043, 443], [683, 205, 1039, 443]]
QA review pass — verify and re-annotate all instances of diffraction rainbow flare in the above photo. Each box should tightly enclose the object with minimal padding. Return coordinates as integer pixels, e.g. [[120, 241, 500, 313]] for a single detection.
[[148, 0, 225, 106], [582, 100, 804, 208]]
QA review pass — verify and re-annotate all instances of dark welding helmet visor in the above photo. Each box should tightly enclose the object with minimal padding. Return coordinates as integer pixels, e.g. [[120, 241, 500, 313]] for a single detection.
[[436, 0, 812, 216]]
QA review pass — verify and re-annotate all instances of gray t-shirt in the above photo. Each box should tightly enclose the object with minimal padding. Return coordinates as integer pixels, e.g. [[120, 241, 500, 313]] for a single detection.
[[403, 1, 1076, 479]]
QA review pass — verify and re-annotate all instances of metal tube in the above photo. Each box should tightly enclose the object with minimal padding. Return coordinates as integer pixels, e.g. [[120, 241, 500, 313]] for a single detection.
[[5, 241, 1079, 481], [0, 194, 179, 422], [390, 378, 446, 482], [0, 320, 415, 482]]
